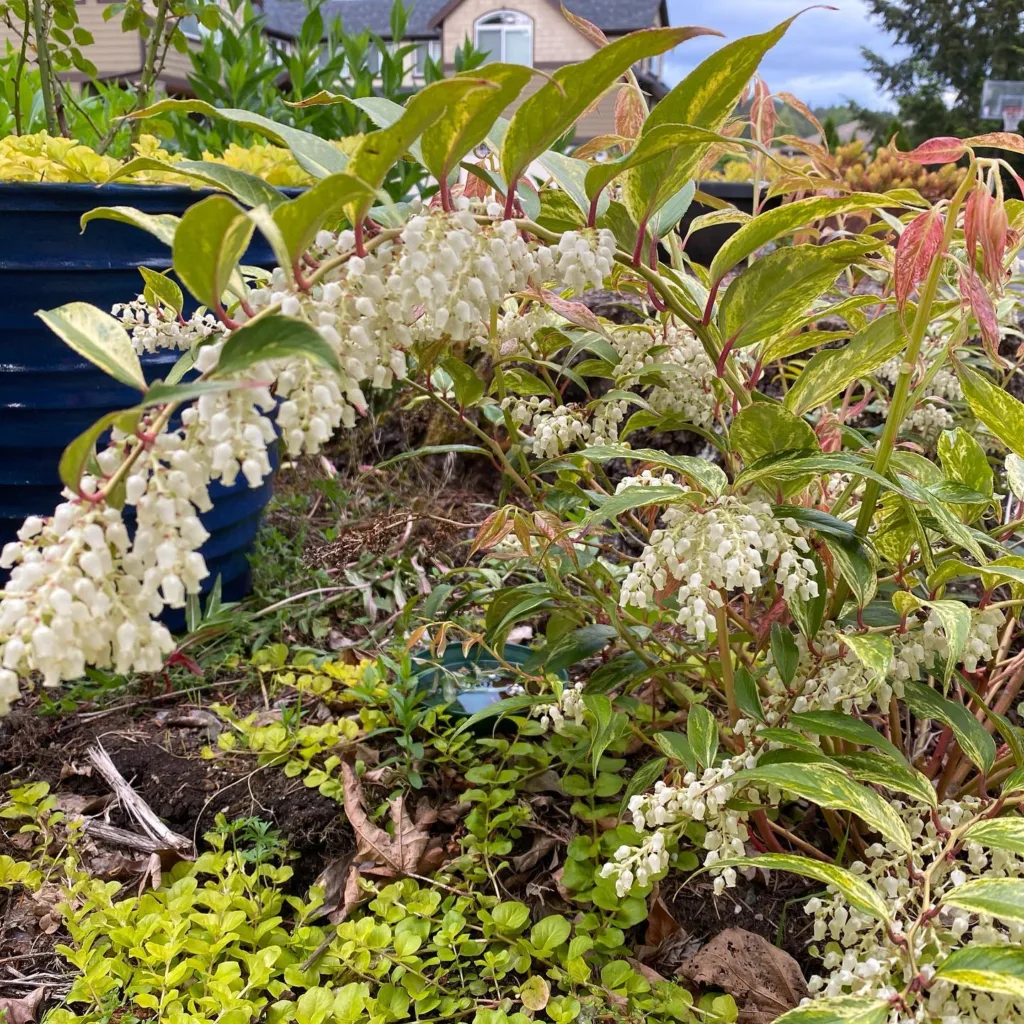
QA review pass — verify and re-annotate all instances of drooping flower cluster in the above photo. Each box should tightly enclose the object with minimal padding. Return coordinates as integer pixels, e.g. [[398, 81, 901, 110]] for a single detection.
[[610, 321, 719, 429], [802, 797, 1024, 1023], [114, 298, 223, 354], [531, 681, 586, 734], [599, 752, 757, 897], [502, 396, 628, 459], [619, 496, 819, 639], [874, 336, 963, 444]]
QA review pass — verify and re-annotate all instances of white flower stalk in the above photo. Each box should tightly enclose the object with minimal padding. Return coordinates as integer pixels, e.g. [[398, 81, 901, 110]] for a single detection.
[[502, 397, 627, 459], [491, 303, 565, 357], [598, 752, 757, 897], [0, 498, 176, 694], [113, 297, 223, 354], [614, 470, 686, 494], [536, 228, 616, 294], [531, 682, 586, 734], [619, 497, 818, 639], [875, 337, 962, 444], [387, 210, 538, 344], [612, 321, 718, 429], [803, 798, 1024, 1024]]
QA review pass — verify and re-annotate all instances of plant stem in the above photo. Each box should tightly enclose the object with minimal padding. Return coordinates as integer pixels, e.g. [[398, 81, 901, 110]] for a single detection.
[[138, 0, 170, 115], [31, 0, 59, 135], [715, 603, 738, 725]]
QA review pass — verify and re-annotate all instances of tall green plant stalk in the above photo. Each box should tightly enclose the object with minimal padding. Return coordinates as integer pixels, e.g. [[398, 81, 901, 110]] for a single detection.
[[30, 0, 58, 134]]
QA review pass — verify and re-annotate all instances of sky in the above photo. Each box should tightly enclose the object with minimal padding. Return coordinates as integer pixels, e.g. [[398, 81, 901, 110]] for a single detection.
[[663, 0, 905, 112]]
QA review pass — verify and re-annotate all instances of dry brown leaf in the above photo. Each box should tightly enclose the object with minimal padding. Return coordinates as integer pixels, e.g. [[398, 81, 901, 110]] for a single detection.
[[644, 895, 682, 947], [341, 760, 430, 877], [679, 928, 807, 1024], [0, 989, 45, 1024], [626, 958, 667, 986], [511, 834, 558, 873]]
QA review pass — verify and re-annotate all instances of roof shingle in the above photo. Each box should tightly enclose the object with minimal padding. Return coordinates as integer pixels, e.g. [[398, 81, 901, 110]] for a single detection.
[[260, 0, 665, 42]]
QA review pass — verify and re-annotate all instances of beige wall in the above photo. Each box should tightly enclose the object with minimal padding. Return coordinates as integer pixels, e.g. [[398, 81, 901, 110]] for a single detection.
[[0, 1, 145, 78], [440, 0, 597, 66]]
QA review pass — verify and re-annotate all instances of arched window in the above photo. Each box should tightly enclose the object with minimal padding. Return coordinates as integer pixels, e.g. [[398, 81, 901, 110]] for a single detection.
[[474, 10, 533, 67]]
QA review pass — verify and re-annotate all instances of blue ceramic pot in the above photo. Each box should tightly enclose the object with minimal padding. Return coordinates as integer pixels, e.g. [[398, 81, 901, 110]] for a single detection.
[[0, 182, 285, 604]]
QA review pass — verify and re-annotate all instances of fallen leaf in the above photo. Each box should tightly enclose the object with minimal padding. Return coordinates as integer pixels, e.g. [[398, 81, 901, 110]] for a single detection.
[[511, 834, 558, 873], [0, 989, 45, 1024], [678, 927, 807, 1024], [341, 760, 430, 877], [626, 958, 667, 986], [644, 894, 682, 947]]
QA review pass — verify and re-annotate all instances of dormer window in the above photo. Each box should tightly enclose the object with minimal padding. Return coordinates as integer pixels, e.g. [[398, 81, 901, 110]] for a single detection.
[[474, 10, 533, 67]]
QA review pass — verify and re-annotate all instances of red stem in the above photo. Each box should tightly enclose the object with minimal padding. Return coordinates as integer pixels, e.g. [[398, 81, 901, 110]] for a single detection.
[[702, 279, 720, 325], [503, 180, 518, 220], [354, 220, 367, 258]]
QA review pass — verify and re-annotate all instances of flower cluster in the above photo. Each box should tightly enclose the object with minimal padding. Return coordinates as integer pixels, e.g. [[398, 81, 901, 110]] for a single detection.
[[619, 496, 818, 639], [610, 321, 719, 429], [502, 396, 627, 459], [803, 797, 1024, 1023], [874, 337, 963, 444], [599, 752, 756, 897], [531, 682, 586, 734], [113, 298, 223, 354]]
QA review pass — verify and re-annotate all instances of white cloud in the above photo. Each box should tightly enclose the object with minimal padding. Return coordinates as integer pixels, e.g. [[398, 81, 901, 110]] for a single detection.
[[663, 0, 906, 110]]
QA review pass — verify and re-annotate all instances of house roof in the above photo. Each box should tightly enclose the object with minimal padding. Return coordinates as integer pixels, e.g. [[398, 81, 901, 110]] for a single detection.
[[260, 0, 667, 42]]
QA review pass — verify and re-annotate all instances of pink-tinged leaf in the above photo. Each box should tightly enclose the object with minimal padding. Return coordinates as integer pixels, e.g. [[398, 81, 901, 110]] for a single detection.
[[899, 136, 968, 165], [751, 77, 777, 147], [964, 132, 1024, 153], [965, 187, 1009, 284], [777, 91, 826, 144], [960, 269, 1003, 365], [894, 208, 944, 311], [614, 85, 647, 148], [560, 2, 609, 48], [523, 285, 607, 335]]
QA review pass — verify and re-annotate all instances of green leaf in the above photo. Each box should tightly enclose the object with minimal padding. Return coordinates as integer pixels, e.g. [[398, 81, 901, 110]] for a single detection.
[[733, 665, 765, 723], [832, 752, 937, 808], [770, 624, 800, 687], [452, 694, 547, 736], [172, 194, 254, 310], [544, 625, 618, 674], [59, 407, 141, 496], [771, 997, 890, 1024], [491, 901, 530, 934], [374, 444, 492, 469], [37, 302, 146, 391], [903, 679, 996, 773], [841, 634, 894, 682], [585, 122, 750, 207], [709, 193, 895, 285], [719, 242, 874, 352], [925, 599, 972, 687], [270, 173, 375, 268], [737, 451, 898, 495], [562, 445, 727, 496], [346, 78, 495, 225], [789, 710, 905, 764], [784, 312, 905, 417], [80, 206, 180, 247], [731, 403, 818, 466], [710, 854, 890, 923], [963, 817, 1024, 856], [420, 65, 532, 185], [130, 99, 348, 178], [585, 485, 690, 526], [728, 763, 913, 852], [934, 945, 1024, 999], [940, 877, 1024, 926], [789, 552, 827, 642], [212, 314, 341, 378], [956, 357, 1024, 459], [622, 17, 799, 231], [938, 427, 994, 519], [621, 757, 667, 814], [687, 704, 718, 769], [501, 27, 698, 192], [138, 267, 183, 317], [530, 914, 571, 952], [106, 156, 287, 209], [654, 731, 697, 772], [821, 533, 879, 610], [1002, 764, 1024, 795], [439, 356, 485, 409]]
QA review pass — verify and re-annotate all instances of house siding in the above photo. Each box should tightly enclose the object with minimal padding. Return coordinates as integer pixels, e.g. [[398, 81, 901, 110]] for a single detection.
[[440, 0, 597, 66], [0, 1, 144, 78]]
